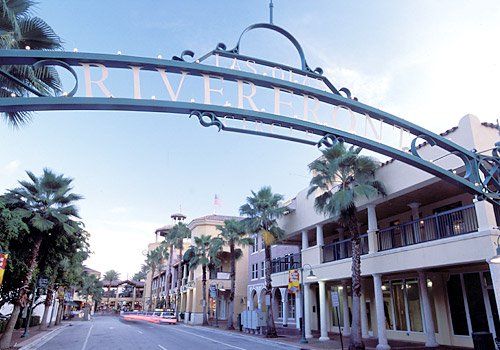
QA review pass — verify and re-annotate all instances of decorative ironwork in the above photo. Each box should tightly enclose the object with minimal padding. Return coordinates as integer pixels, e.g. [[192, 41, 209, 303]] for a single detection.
[[317, 134, 344, 148], [189, 111, 224, 131], [0, 59, 78, 97], [172, 50, 195, 63]]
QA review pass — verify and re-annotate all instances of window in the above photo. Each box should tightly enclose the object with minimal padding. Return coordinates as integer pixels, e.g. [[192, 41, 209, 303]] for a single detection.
[[384, 279, 423, 332], [447, 274, 470, 335], [251, 235, 258, 253], [261, 261, 265, 279], [261, 234, 265, 250], [251, 263, 258, 280]]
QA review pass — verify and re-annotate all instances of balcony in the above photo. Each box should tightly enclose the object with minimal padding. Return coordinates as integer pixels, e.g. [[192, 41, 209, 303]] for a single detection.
[[377, 204, 478, 251], [322, 234, 369, 263], [271, 253, 301, 273]]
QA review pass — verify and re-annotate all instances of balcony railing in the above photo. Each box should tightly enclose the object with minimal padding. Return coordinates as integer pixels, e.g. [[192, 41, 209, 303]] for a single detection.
[[271, 253, 302, 273], [322, 234, 369, 263], [377, 204, 478, 251]]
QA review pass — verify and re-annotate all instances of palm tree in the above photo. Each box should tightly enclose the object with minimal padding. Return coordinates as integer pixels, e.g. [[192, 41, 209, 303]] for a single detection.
[[216, 219, 253, 330], [170, 222, 190, 318], [239, 186, 287, 338], [308, 141, 386, 350], [183, 235, 222, 326], [103, 270, 120, 308], [145, 245, 167, 310], [0, 0, 63, 127], [0, 168, 82, 349], [79, 273, 103, 320]]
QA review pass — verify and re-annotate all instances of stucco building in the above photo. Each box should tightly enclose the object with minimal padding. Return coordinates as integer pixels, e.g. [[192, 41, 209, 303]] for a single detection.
[[265, 115, 499, 348]]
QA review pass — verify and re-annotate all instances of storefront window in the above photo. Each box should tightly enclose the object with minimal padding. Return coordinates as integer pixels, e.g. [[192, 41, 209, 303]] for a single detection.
[[391, 281, 407, 331], [406, 280, 423, 332], [463, 273, 489, 333], [447, 274, 469, 335], [382, 282, 393, 330], [288, 295, 296, 318]]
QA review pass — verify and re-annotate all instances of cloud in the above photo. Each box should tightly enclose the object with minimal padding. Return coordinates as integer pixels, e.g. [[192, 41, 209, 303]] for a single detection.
[[4, 160, 21, 173]]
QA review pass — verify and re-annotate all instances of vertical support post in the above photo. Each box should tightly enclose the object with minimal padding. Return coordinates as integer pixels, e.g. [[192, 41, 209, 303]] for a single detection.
[[302, 230, 309, 250], [367, 204, 379, 253], [373, 274, 390, 350], [282, 289, 288, 327], [318, 280, 330, 341], [304, 282, 312, 338], [418, 271, 438, 347], [360, 282, 369, 338], [316, 224, 324, 247], [300, 268, 307, 343]]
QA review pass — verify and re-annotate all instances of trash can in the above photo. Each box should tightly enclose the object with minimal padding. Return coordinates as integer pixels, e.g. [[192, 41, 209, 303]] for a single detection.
[[472, 332, 495, 350]]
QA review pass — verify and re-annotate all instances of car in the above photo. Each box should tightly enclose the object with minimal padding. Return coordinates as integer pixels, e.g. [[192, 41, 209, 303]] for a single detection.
[[159, 311, 177, 325]]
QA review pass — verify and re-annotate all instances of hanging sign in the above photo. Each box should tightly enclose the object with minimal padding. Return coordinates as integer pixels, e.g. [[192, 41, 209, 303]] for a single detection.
[[287, 269, 300, 294], [331, 291, 340, 307], [0, 253, 9, 287]]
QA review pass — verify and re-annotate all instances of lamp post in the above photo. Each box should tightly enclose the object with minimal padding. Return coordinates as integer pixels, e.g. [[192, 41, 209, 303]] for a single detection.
[[299, 264, 316, 344]]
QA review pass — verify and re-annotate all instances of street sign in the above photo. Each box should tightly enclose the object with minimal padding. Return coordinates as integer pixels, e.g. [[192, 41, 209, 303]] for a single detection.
[[331, 291, 340, 307], [209, 285, 217, 298]]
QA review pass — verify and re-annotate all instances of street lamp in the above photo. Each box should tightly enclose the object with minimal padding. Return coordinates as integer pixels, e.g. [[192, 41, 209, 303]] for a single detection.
[[489, 234, 500, 264], [299, 264, 316, 344]]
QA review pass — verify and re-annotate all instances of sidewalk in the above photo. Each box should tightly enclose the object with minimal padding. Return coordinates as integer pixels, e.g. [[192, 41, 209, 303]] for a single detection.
[[193, 322, 468, 350], [8, 322, 70, 349]]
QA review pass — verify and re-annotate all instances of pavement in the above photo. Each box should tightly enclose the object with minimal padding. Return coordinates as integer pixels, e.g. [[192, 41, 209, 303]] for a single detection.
[[8, 316, 470, 350]]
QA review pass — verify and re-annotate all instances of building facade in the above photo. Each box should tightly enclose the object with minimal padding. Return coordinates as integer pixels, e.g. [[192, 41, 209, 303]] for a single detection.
[[267, 115, 499, 348]]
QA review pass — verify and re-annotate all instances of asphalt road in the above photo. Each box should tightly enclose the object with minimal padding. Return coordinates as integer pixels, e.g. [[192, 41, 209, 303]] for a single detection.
[[30, 316, 299, 350]]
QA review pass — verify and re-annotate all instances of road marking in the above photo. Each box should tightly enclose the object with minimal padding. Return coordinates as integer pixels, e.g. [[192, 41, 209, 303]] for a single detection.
[[81, 324, 94, 350], [172, 328, 246, 350], [138, 330, 144, 334], [158, 345, 168, 350]]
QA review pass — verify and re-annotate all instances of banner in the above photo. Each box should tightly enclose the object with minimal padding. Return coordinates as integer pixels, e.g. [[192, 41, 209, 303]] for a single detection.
[[287, 269, 300, 294], [0, 254, 9, 287]]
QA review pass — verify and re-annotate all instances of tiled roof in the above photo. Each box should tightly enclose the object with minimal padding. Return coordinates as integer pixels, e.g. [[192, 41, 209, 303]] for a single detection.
[[188, 214, 242, 225]]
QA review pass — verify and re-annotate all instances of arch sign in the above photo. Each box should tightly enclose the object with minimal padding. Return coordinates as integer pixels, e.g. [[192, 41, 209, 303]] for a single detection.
[[0, 23, 499, 205]]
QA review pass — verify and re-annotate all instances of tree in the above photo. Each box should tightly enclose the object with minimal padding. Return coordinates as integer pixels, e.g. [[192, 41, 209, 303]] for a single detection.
[[170, 222, 190, 318], [103, 270, 120, 308], [308, 142, 386, 350], [0, 169, 83, 349], [0, 0, 63, 127], [183, 235, 222, 326], [239, 187, 287, 338], [215, 219, 253, 330], [132, 264, 148, 282], [79, 273, 103, 320], [144, 245, 166, 311]]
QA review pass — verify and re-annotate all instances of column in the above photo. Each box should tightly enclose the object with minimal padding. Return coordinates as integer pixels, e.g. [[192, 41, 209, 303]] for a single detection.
[[132, 286, 136, 310], [341, 280, 351, 336], [295, 292, 301, 329], [316, 224, 324, 247], [407, 202, 421, 220], [302, 230, 309, 250], [489, 262, 500, 318], [418, 271, 438, 347], [304, 283, 312, 338], [360, 282, 369, 339], [318, 280, 330, 341], [373, 274, 390, 350], [474, 197, 497, 231], [281, 289, 288, 327], [367, 204, 379, 253]]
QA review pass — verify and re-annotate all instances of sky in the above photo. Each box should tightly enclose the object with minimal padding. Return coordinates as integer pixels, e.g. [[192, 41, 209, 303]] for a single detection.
[[0, 0, 499, 279]]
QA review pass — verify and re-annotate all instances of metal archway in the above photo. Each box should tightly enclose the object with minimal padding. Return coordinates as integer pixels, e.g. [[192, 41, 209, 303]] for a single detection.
[[0, 23, 498, 205]]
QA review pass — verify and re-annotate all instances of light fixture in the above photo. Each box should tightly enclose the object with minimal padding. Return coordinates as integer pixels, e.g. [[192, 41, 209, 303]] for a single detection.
[[157, 54, 162, 59], [25, 45, 30, 50], [306, 270, 316, 279], [73, 48, 78, 52], [489, 236, 500, 264]]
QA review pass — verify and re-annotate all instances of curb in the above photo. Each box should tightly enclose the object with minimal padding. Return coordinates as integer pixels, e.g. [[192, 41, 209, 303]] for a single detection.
[[17, 323, 71, 350]]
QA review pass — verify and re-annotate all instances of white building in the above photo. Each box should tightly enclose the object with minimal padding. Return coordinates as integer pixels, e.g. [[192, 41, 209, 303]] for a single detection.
[[269, 114, 499, 348]]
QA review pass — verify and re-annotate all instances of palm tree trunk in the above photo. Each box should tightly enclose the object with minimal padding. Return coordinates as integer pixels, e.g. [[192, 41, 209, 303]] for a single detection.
[[201, 265, 208, 326], [0, 234, 42, 349], [264, 244, 277, 338], [106, 284, 111, 307], [55, 300, 63, 325], [176, 246, 183, 319], [39, 285, 53, 330], [149, 266, 155, 311], [227, 243, 236, 330], [166, 245, 174, 308], [349, 222, 364, 350]]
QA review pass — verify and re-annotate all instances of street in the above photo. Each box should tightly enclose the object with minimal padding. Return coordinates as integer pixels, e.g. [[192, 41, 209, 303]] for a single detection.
[[29, 316, 299, 350]]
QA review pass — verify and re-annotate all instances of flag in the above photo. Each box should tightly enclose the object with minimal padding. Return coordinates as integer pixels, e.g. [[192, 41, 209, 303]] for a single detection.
[[213, 194, 222, 206]]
